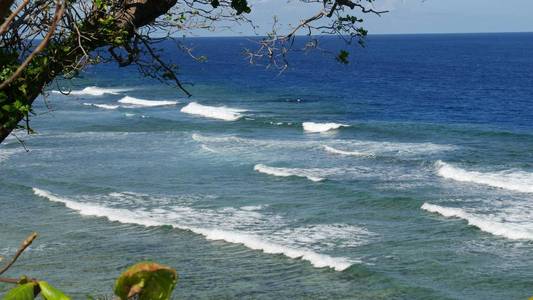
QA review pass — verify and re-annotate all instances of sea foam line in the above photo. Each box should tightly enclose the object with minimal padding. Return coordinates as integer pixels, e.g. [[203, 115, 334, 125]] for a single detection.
[[181, 102, 246, 121], [118, 96, 178, 107], [57, 86, 131, 96], [33, 188, 354, 271], [302, 122, 349, 133], [254, 164, 325, 182], [323, 145, 374, 157], [421, 203, 533, 240], [436, 160, 533, 193], [83, 103, 119, 110]]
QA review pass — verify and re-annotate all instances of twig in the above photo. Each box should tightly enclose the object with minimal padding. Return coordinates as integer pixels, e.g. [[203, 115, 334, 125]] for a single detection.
[[0, 232, 38, 276], [11, 132, 30, 152], [138, 34, 192, 97], [0, 0, 29, 35], [0, 0, 65, 90], [0, 277, 20, 284]]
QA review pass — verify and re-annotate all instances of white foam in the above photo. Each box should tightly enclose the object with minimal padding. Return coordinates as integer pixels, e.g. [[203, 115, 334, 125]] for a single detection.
[[436, 161, 533, 193], [422, 203, 533, 240], [118, 96, 178, 107], [192, 133, 453, 158], [275, 224, 373, 249], [240, 205, 265, 211], [254, 164, 325, 182], [194, 229, 354, 270], [83, 103, 119, 110], [65, 86, 130, 96], [33, 188, 359, 271], [181, 102, 246, 121], [302, 122, 349, 133], [323, 145, 373, 157]]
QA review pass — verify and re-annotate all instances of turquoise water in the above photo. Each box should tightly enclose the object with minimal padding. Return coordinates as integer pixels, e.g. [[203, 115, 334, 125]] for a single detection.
[[1, 34, 533, 299]]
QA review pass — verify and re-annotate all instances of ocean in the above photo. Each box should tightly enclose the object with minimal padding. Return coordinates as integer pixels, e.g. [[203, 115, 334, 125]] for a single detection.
[[1, 33, 533, 299]]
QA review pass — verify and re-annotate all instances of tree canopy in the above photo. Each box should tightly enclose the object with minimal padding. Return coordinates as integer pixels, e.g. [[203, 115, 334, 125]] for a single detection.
[[0, 0, 386, 144]]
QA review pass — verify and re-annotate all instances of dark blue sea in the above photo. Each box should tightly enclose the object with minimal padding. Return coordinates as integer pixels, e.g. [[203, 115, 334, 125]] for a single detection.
[[1, 33, 533, 299]]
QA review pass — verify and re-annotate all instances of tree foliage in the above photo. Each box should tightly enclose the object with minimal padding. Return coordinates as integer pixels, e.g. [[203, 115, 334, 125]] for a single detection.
[[0, 0, 386, 144]]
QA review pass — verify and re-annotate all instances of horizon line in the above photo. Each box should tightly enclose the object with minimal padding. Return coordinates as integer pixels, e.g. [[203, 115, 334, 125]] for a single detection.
[[176, 31, 533, 38]]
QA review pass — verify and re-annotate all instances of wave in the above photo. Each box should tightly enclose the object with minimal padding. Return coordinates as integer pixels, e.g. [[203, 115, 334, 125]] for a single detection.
[[33, 188, 362, 271], [421, 203, 533, 240], [83, 103, 119, 110], [240, 205, 266, 211], [302, 122, 349, 133], [254, 164, 325, 182], [118, 96, 178, 107], [436, 161, 533, 193], [192, 133, 452, 158], [181, 102, 246, 121], [63, 86, 130, 96], [323, 145, 374, 157]]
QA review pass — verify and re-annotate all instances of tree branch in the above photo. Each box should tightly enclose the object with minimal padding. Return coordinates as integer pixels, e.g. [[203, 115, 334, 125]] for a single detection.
[[0, 0, 29, 35], [0, 0, 65, 89], [0, 232, 38, 276]]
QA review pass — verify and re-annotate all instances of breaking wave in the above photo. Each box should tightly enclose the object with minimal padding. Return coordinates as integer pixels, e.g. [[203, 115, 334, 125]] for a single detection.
[[63, 86, 130, 96], [254, 164, 325, 182], [421, 203, 533, 240], [323, 145, 374, 157], [118, 96, 178, 107], [436, 161, 533, 193], [302, 122, 349, 133], [33, 188, 371, 271], [181, 102, 246, 121], [83, 103, 119, 110]]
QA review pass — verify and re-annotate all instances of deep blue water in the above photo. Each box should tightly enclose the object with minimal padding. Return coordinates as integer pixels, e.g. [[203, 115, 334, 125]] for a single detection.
[[1, 33, 533, 299]]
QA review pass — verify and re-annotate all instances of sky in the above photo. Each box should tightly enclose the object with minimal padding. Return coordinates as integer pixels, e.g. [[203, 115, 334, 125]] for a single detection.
[[191, 0, 533, 36]]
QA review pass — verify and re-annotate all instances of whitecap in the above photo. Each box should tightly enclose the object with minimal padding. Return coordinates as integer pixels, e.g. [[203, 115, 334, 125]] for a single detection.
[[181, 102, 246, 121], [435, 160, 533, 193], [33, 188, 367, 271], [240, 205, 266, 211], [323, 145, 374, 157], [422, 203, 533, 240], [60, 86, 130, 96], [302, 122, 349, 133], [118, 96, 178, 107], [192, 133, 453, 158], [83, 103, 119, 110], [254, 164, 325, 182]]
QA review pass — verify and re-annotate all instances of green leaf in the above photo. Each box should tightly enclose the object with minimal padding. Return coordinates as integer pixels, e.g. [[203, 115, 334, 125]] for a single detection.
[[2, 282, 36, 300], [38, 281, 70, 300], [336, 50, 350, 64], [231, 0, 251, 14], [114, 262, 177, 300]]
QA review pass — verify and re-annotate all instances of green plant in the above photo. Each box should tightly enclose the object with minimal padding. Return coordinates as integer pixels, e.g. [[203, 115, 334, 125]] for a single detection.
[[0, 233, 178, 300]]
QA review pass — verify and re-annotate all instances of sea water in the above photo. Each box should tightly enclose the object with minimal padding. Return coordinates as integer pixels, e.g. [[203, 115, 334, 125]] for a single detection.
[[1, 33, 533, 299]]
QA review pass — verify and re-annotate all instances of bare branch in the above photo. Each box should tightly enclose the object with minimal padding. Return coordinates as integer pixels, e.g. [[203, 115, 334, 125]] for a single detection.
[[0, 232, 38, 276], [0, 0, 29, 35]]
